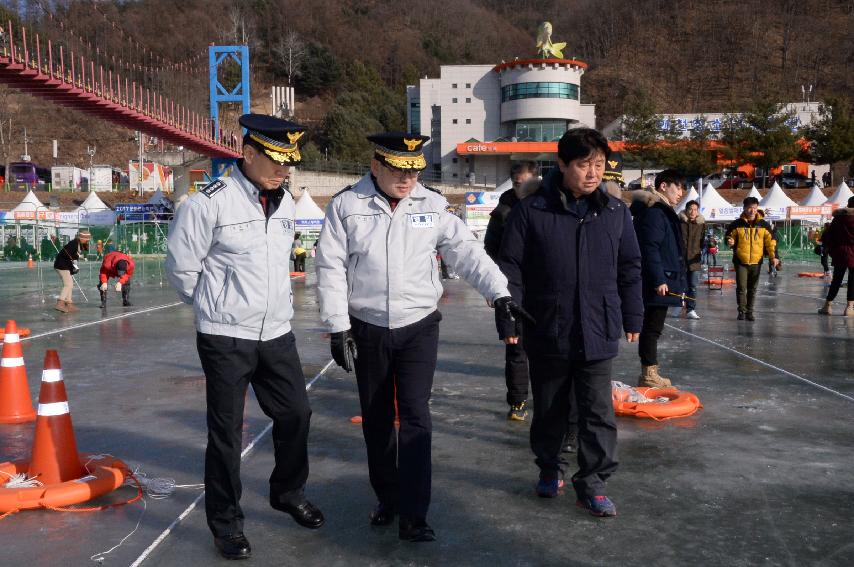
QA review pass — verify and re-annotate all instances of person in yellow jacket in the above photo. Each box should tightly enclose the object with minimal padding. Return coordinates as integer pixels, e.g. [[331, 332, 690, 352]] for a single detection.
[[725, 197, 778, 320]]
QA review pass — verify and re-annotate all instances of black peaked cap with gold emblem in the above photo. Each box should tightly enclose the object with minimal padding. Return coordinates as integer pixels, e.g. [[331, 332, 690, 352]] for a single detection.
[[239, 113, 306, 165], [367, 132, 430, 171]]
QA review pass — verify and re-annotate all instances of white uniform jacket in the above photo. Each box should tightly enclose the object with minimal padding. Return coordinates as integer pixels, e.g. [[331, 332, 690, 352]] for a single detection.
[[316, 174, 509, 332], [165, 166, 297, 341]]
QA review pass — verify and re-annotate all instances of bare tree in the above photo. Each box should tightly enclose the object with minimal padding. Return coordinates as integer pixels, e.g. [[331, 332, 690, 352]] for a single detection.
[[274, 31, 306, 86]]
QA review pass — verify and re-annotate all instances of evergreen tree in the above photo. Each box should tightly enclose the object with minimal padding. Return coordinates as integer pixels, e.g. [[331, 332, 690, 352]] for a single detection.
[[804, 97, 854, 186], [621, 90, 659, 183], [740, 100, 799, 188]]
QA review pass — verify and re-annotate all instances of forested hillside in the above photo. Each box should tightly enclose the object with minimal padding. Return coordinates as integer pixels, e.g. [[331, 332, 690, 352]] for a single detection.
[[1, 0, 851, 168]]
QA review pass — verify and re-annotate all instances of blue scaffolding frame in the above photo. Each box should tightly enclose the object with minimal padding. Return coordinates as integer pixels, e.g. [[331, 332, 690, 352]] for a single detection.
[[209, 45, 250, 177]]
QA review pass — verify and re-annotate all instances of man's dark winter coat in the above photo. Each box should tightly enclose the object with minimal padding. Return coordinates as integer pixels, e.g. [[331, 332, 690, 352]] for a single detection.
[[498, 170, 643, 360], [630, 190, 687, 308]]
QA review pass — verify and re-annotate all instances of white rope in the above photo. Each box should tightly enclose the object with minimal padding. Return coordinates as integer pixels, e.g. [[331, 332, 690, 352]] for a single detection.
[[612, 381, 668, 404], [90, 498, 146, 564], [0, 470, 43, 488]]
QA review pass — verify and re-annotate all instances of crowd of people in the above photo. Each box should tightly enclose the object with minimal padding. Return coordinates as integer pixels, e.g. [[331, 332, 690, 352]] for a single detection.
[[22, 111, 845, 561]]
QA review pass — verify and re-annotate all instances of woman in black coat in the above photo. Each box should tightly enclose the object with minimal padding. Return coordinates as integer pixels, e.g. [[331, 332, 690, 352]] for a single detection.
[[53, 230, 91, 312], [630, 170, 686, 387]]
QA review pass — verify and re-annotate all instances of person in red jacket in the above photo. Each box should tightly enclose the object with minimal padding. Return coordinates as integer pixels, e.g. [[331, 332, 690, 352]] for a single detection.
[[99, 251, 135, 308]]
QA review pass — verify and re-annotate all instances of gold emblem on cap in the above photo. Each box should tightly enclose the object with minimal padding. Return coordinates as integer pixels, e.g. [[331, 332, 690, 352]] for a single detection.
[[403, 138, 422, 151], [287, 131, 305, 144], [608, 160, 618, 169]]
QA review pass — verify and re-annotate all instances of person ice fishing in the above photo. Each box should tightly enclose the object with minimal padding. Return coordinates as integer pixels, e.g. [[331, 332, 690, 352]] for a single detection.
[[98, 250, 135, 308]]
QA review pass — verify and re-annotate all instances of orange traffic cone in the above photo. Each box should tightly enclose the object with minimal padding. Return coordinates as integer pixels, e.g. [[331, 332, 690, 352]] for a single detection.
[[0, 320, 36, 423], [27, 350, 85, 485], [27, 254, 34, 269]]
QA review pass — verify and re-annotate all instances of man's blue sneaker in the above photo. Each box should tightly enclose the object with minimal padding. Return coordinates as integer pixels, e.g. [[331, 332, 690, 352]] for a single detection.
[[576, 495, 617, 517], [535, 476, 564, 498]]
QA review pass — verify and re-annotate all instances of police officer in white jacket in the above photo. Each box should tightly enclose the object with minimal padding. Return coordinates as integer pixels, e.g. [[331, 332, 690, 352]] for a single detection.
[[166, 114, 323, 561], [316, 133, 521, 542]]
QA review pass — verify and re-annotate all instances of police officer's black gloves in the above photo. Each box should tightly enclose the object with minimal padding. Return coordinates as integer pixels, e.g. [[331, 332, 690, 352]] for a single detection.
[[331, 330, 358, 373], [494, 296, 536, 340]]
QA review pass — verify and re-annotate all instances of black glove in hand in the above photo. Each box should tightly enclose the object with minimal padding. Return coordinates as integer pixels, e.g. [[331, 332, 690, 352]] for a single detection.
[[330, 330, 358, 373], [493, 296, 536, 340]]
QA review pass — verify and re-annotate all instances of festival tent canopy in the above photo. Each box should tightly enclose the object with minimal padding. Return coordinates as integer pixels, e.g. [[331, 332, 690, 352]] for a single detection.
[[746, 185, 762, 200], [674, 185, 699, 213], [9, 190, 44, 213], [759, 182, 797, 208], [699, 183, 733, 209], [75, 191, 110, 212], [147, 189, 174, 211], [294, 189, 325, 230], [800, 184, 828, 206], [825, 182, 854, 207]]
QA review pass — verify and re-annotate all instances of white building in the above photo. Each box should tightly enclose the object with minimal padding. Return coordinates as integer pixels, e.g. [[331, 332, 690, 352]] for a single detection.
[[407, 58, 596, 185]]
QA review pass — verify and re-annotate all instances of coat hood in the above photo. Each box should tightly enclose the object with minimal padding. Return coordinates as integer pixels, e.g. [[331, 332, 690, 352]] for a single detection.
[[678, 210, 706, 224], [630, 189, 672, 209]]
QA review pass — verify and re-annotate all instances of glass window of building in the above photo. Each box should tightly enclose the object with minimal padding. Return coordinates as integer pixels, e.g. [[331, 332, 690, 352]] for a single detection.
[[501, 82, 579, 102], [513, 120, 570, 141], [452, 119, 458, 124], [466, 83, 471, 88], [452, 97, 458, 103], [452, 83, 458, 88], [465, 97, 471, 103], [409, 102, 421, 135]]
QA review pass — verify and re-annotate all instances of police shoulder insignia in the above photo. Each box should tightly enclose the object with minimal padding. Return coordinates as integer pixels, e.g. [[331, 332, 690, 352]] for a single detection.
[[332, 185, 353, 199], [200, 179, 226, 198], [422, 184, 442, 195]]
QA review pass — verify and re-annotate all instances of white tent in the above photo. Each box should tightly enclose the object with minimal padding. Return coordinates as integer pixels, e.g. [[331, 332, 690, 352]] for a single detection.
[[800, 184, 828, 206], [746, 185, 762, 201], [698, 183, 738, 220], [10, 190, 44, 213], [147, 188, 174, 211], [825, 182, 854, 207], [76, 191, 110, 212], [674, 185, 699, 213], [759, 182, 797, 208], [294, 189, 325, 231]]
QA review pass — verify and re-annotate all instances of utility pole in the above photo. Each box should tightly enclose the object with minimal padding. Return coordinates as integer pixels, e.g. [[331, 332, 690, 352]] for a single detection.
[[86, 145, 96, 192], [137, 130, 144, 197]]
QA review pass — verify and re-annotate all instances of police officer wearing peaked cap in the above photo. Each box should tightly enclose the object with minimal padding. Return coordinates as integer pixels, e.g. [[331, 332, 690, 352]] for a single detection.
[[316, 132, 526, 542], [166, 113, 324, 561]]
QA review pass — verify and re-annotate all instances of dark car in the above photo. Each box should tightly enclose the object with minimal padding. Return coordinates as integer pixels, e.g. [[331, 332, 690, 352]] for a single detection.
[[717, 171, 751, 189], [777, 172, 811, 188]]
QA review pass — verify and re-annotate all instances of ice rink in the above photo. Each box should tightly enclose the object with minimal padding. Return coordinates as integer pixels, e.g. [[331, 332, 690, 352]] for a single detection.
[[0, 259, 852, 566]]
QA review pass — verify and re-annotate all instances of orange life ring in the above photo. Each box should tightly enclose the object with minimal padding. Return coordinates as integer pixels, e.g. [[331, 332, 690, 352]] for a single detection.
[[798, 272, 826, 278], [613, 387, 702, 420], [703, 278, 735, 285], [0, 328, 31, 341], [0, 453, 129, 512]]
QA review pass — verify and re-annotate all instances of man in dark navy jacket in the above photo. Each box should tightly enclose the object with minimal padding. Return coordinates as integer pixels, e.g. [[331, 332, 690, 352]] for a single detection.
[[497, 128, 643, 517], [630, 170, 686, 387]]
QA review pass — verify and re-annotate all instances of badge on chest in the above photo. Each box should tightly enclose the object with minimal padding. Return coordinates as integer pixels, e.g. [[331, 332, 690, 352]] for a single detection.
[[409, 213, 435, 228]]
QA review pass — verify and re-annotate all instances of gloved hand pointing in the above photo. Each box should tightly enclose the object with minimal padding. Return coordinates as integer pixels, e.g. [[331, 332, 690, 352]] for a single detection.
[[99, 283, 108, 292], [494, 296, 536, 340], [330, 330, 358, 373], [115, 282, 122, 292]]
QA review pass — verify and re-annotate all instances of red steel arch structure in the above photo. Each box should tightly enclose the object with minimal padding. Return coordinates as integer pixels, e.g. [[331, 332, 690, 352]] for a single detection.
[[0, 20, 240, 159]]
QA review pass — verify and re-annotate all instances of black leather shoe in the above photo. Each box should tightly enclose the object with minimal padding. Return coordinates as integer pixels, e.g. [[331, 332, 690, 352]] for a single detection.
[[737, 312, 745, 320], [369, 502, 396, 526], [746, 313, 755, 321], [214, 533, 251, 560], [399, 517, 436, 542], [271, 499, 325, 529]]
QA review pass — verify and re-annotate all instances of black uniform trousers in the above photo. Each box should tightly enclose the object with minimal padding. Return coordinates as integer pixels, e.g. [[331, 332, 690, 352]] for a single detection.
[[197, 331, 311, 538], [350, 311, 441, 522], [528, 356, 617, 499]]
